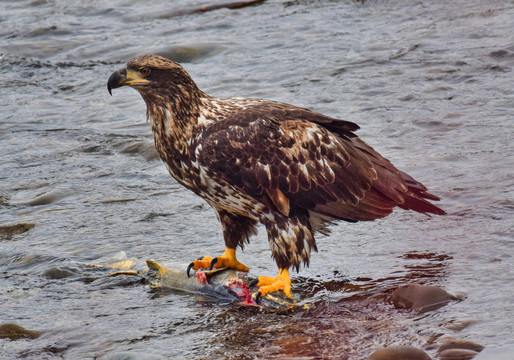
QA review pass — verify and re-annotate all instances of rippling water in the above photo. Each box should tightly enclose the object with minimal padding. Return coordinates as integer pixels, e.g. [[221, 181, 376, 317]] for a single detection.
[[1, 0, 513, 359]]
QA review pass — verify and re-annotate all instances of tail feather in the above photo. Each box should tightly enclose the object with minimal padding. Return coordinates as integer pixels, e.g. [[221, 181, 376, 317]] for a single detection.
[[398, 171, 446, 215]]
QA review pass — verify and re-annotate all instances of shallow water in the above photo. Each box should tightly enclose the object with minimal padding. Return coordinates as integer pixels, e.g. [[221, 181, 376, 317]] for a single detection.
[[1, 0, 513, 359]]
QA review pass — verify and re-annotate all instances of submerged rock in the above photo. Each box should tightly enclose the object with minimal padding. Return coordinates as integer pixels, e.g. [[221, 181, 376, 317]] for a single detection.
[[0, 223, 35, 238], [388, 283, 459, 313], [0, 323, 40, 340], [368, 345, 431, 360]]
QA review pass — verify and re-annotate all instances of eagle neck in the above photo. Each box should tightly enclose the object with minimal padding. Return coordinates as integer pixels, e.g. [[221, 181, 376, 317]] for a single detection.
[[141, 86, 205, 179]]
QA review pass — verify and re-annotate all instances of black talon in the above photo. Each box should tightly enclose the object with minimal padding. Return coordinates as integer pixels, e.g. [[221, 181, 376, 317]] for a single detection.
[[186, 262, 195, 277], [248, 279, 259, 288], [187, 257, 206, 277], [209, 257, 218, 270], [254, 291, 262, 304]]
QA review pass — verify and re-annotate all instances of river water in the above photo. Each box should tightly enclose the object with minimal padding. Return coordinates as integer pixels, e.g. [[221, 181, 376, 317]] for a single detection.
[[1, 0, 513, 359]]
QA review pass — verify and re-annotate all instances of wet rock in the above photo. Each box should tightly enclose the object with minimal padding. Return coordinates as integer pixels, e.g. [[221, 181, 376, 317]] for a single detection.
[[368, 345, 431, 360], [438, 339, 484, 353], [438, 349, 478, 360], [42, 266, 77, 279], [388, 283, 458, 313], [0, 223, 35, 238], [0, 323, 40, 340]]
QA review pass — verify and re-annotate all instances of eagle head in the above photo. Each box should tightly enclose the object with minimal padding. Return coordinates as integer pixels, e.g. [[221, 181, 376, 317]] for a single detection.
[[107, 54, 201, 99]]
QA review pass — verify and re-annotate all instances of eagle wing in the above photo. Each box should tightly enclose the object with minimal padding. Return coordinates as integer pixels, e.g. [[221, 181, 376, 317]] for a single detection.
[[197, 102, 443, 222]]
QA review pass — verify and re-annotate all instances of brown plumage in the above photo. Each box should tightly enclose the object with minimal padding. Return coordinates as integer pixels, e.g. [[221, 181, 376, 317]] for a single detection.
[[107, 55, 445, 294]]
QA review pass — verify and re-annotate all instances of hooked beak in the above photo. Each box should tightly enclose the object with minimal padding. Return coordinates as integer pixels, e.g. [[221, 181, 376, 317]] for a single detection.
[[107, 67, 149, 95]]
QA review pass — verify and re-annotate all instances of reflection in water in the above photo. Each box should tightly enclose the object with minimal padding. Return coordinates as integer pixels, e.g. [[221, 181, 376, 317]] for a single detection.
[[199, 251, 454, 359]]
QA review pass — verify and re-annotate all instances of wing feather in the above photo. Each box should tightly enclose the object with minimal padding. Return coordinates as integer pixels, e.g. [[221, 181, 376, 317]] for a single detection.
[[197, 101, 444, 220]]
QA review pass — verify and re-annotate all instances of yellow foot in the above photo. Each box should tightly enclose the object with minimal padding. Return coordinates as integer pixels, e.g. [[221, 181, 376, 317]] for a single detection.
[[257, 268, 291, 299], [186, 248, 249, 277]]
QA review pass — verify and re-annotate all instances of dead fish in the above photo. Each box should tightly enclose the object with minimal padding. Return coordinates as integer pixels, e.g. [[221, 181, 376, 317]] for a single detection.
[[100, 255, 297, 310], [145, 260, 297, 310]]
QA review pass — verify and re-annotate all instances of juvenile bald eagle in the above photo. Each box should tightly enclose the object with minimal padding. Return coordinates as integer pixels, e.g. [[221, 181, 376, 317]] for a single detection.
[[107, 55, 445, 299]]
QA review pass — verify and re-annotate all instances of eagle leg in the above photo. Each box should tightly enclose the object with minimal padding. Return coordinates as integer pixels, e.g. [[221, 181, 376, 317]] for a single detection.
[[256, 268, 291, 298], [186, 247, 249, 277], [185, 211, 256, 276]]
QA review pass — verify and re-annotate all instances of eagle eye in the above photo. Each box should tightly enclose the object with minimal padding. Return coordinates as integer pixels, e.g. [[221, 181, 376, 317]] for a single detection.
[[139, 67, 151, 76]]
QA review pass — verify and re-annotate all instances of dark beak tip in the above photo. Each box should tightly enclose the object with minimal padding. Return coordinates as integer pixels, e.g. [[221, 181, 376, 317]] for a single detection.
[[107, 69, 126, 95]]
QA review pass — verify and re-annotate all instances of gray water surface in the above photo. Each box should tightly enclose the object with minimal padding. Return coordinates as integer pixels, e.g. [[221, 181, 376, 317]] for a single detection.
[[1, 0, 513, 359]]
